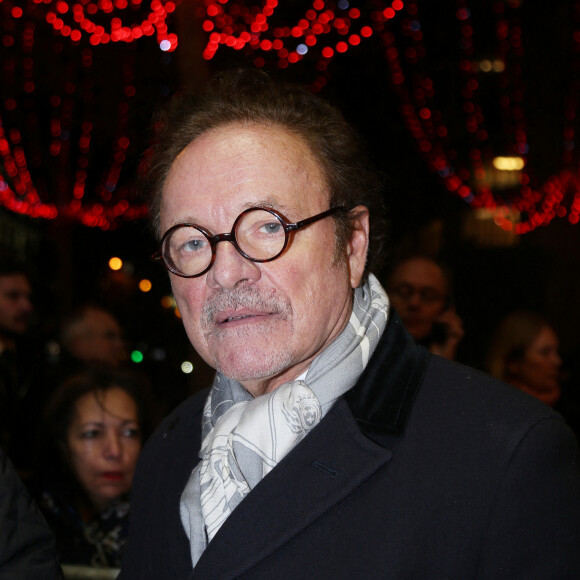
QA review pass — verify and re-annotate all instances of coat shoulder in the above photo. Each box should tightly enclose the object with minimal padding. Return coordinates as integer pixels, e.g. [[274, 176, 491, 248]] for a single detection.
[[422, 355, 563, 428]]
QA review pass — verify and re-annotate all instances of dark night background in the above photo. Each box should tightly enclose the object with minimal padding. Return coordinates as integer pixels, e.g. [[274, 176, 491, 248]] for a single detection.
[[1, 0, 580, 392]]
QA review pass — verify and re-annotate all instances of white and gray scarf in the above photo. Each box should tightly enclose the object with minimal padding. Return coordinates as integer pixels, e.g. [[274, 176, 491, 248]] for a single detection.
[[180, 273, 389, 567]]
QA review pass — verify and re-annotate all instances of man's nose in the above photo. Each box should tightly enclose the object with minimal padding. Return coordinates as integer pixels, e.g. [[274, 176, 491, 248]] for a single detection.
[[206, 241, 261, 290], [407, 292, 422, 308]]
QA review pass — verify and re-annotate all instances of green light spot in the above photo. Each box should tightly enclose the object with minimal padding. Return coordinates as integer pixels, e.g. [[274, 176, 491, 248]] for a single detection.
[[131, 350, 144, 364]]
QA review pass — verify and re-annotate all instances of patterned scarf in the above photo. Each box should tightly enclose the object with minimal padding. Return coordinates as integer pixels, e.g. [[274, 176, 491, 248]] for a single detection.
[[180, 274, 389, 568]]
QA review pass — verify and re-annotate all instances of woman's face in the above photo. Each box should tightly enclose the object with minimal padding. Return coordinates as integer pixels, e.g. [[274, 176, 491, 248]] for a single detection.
[[67, 387, 141, 511], [509, 326, 562, 406]]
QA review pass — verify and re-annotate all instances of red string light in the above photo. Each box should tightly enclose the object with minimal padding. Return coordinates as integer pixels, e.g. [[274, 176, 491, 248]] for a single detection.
[[2, 1, 579, 234], [38, 0, 178, 52], [200, 0, 404, 84], [0, 1, 405, 230], [382, 0, 580, 233], [0, 0, 169, 229]]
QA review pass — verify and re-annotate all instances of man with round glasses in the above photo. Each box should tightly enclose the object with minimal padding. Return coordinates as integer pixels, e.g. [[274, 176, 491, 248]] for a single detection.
[[120, 70, 580, 578]]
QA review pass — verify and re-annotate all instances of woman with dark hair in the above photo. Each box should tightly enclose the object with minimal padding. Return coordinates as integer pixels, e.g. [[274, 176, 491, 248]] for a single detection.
[[486, 311, 562, 407], [28, 365, 153, 568]]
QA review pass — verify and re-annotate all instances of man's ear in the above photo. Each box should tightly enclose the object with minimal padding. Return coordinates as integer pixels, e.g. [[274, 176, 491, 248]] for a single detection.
[[347, 205, 370, 288]]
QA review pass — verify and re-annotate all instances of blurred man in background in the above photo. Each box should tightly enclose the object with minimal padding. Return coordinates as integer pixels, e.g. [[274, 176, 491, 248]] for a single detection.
[[60, 304, 126, 368], [0, 259, 35, 455], [388, 255, 464, 360]]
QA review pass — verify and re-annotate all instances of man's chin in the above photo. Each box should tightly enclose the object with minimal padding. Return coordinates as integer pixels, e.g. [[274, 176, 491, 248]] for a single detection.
[[210, 342, 292, 387]]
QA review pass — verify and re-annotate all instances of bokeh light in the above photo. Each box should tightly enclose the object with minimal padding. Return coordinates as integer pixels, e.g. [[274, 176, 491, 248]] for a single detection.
[[139, 279, 152, 292]]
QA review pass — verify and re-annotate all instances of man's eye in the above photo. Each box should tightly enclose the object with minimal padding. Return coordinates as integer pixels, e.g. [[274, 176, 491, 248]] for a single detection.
[[259, 221, 282, 235], [182, 238, 206, 252]]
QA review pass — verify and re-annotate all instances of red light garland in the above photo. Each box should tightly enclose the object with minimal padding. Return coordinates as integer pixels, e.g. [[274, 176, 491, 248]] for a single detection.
[[39, 0, 178, 52], [0, 0, 174, 229], [1, 0, 579, 234], [381, 0, 580, 233], [200, 0, 404, 90], [0, 0, 405, 230]]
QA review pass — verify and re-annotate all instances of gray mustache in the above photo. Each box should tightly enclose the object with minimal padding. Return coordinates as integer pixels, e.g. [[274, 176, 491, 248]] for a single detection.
[[201, 287, 291, 327]]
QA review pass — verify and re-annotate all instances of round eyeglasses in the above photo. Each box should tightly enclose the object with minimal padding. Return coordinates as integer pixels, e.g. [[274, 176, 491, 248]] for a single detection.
[[156, 206, 345, 278]]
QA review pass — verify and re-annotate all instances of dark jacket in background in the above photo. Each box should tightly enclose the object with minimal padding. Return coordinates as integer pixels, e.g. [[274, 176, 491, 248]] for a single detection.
[[0, 448, 62, 580], [120, 312, 580, 579], [32, 484, 130, 569]]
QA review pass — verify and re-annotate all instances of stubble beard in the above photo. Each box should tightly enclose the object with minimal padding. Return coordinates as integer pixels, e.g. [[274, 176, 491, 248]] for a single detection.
[[200, 284, 294, 382]]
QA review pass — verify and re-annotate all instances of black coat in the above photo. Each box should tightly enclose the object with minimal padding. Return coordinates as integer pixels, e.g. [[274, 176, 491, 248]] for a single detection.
[[120, 313, 580, 579], [0, 449, 62, 579]]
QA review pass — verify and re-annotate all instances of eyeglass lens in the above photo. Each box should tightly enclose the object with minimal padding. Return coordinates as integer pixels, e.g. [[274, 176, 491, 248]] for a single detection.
[[163, 209, 286, 277]]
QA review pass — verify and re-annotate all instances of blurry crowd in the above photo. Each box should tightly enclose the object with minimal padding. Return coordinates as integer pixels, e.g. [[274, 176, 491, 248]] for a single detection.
[[386, 254, 580, 440], [1, 252, 579, 574], [0, 258, 191, 573]]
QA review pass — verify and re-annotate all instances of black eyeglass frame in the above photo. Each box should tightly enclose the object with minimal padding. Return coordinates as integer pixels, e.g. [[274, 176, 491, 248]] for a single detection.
[[154, 205, 346, 278]]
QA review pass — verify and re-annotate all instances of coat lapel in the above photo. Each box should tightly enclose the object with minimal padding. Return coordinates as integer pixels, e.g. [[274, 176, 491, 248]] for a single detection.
[[191, 398, 393, 578]]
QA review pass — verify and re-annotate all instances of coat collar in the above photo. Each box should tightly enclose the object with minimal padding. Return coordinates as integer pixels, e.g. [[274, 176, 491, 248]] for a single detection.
[[345, 308, 430, 435]]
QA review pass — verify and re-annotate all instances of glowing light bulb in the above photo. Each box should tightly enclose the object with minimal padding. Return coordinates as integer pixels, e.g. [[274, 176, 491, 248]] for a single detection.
[[492, 156, 525, 171]]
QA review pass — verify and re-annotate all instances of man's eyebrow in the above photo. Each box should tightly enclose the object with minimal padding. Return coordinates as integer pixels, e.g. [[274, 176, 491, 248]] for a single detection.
[[240, 197, 291, 212], [167, 197, 294, 230], [164, 215, 206, 231]]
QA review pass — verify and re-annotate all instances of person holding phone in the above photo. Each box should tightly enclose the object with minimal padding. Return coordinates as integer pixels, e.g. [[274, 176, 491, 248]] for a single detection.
[[387, 255, 464, 360]]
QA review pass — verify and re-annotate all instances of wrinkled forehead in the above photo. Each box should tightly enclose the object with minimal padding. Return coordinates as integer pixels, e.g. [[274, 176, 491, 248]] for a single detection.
[[159, 123, 330, 231]]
